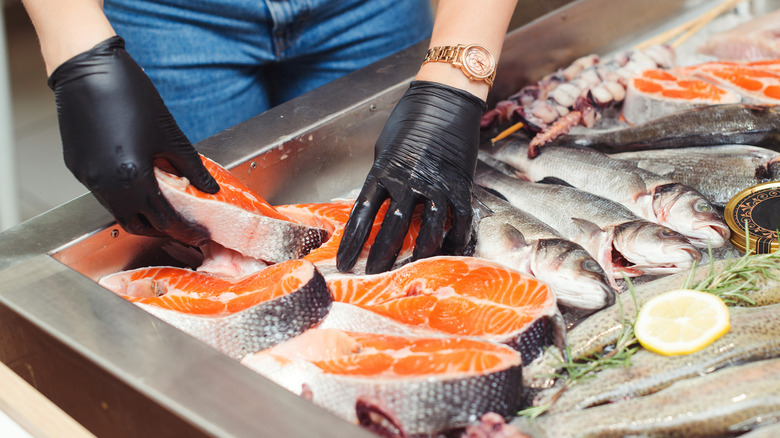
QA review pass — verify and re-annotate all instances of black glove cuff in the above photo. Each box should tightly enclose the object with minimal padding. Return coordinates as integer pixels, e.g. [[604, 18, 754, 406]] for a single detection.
[[408, 80, 488, 114], [48, 35, 127, 90]]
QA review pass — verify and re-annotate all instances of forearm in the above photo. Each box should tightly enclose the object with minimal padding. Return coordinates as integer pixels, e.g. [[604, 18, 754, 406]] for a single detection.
[[22, 0, 115, 75], [416, 0, 518, 101]]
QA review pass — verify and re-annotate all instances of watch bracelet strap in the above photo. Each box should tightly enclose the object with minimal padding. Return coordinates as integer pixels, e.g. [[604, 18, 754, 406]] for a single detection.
[[422, 45, 495, 89]]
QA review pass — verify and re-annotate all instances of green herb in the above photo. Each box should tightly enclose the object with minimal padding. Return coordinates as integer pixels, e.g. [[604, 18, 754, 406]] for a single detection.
[[519, 230, 780, 420], [682, 225, 780, 306], [517, 279, 641, 419]]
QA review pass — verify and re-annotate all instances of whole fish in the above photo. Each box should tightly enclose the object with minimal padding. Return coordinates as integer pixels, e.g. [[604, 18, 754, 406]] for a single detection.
[[156, 155, 327, 263], [535, 304, 780, 414], [516, 358, 780, 437], [552, 104, 780, 154], [473, 186, 616, 312], [322, 256, 563, 366], [475, 161, 701, 284], [241, 329, 523, 437], [523, 256, 780, 389], [99, 259, 331, 360], [609, 144, 780, 207], [488, 140, 730, 247]]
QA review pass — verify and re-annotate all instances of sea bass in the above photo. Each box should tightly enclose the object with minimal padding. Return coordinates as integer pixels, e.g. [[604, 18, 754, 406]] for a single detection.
[[535, 304, 780, 413], [155, 155, 327, 263], [609, 144, 780, 207], [321, 256, 563, 366], [472, 186, 616, 312], [241, 329, 523, 437], [551, 103, 780, 154], [476, 161, 701, 282], [99, 260, 331, 359], [486, 141, 728, 246], [516, 358, 780, 438]]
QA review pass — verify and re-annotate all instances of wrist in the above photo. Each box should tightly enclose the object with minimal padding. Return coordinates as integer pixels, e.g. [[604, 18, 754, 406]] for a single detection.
[[415, 62, 491, 101]]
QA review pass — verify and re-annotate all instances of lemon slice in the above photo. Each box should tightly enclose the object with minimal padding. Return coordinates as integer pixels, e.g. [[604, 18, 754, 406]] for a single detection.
[[634, 289, 730, 356]]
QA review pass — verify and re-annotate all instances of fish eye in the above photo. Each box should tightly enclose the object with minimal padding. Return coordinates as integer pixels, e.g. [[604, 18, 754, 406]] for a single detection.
[[695, 201, 713, 213], [582, 259, 603, 273], [658, 228, 679, 238]]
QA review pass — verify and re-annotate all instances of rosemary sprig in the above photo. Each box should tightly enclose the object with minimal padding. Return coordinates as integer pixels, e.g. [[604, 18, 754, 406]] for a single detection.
[[519, 229, 780, 420], [682, 225, 780, 306], [518, 279, 641, 419]]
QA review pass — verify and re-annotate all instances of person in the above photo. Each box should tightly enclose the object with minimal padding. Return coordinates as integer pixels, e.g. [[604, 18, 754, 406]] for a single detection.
[[22, 0, 518, 273]]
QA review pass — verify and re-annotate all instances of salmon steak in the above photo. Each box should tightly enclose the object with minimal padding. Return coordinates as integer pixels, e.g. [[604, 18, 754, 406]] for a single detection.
[[680, 60, 780, 104], [99, 259, 331, 359], [321, 256, 562, 365], [155, 155, 327, 263], [240, 328, 523, 436], [622, 68, 741, 124], [275, 200, 421, 275]]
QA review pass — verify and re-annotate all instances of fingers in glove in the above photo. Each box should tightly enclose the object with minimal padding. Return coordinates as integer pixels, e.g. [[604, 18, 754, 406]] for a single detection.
[[365, 195, 417, 275], [161, 148, 219, 194], [134, 190, 211, 246], [411, 197, 447, 262], [337, 182, 388, 272], [441, 196, 474, 256]]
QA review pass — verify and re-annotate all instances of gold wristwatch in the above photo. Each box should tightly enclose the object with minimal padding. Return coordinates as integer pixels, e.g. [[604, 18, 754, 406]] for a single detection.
[[422, 44, 497, 89]]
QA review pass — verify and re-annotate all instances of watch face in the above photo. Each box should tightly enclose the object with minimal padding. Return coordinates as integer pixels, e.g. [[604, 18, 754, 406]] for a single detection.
[[463, 46, 494, 78]]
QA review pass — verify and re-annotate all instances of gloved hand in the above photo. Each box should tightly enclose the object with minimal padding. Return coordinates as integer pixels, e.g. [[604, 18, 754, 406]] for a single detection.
[[48, 36, 219, 246], [336, 81, 487, 274]]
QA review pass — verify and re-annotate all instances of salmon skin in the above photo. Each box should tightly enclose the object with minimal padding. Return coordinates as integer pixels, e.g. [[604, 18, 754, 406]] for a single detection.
[[99, 260, 331, 359], [155, 155, 327, 263], [323, 256, 563, 365], [554, 104, 780, 154], [241, 328, 523, 437], [275, 200, 421, 276]]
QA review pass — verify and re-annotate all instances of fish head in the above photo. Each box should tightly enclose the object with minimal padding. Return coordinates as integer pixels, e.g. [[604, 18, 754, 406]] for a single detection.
[[651, 183, 730, 247], [612, 221, 701, 275], [531, 239, 616, 311], [763, 156, 780, 181]]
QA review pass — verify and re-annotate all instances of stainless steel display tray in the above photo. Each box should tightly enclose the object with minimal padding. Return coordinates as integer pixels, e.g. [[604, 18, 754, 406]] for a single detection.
[[0, 0, 761, 436]]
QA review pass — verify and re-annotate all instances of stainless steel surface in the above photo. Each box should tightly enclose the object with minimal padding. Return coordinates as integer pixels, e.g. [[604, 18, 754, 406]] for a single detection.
[[0, 0, 757, 436]]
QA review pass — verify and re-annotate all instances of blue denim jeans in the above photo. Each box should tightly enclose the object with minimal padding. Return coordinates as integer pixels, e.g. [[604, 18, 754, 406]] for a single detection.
[[103, 0, 433, 143]]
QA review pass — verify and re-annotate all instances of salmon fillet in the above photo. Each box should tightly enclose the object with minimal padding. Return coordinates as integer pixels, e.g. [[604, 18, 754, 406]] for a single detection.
[[241, 328, 523, 436]]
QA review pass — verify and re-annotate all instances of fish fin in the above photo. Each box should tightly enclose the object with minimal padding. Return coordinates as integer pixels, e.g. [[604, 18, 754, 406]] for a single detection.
[[636, 160, 674, 176], [477, 185, 508, 202], [497, 224, 528, 251], [571, 218, 605, 239], [536, 176, 576, 187]]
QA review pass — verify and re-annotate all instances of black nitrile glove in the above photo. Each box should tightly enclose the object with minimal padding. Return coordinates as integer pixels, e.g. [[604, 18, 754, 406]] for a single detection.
[[48, 36, 219, 246], [336, 81, 487, 274]]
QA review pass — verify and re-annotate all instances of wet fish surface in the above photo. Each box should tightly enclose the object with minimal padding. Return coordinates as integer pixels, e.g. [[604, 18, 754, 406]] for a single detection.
[[486, 140, 729, 247], [476, 161, 701, 283], [472, 186, 616, 312], [99, 260, 331, 359], [516, 358, 780, 437], [241, 329, 523, 437], [552, 103, 780, 154], [323, 256, 563, 366], [609, 144, 780, 207], [275, 200, 421, 276], [155, 155, 327, 263], [535, 304, 780, 413]]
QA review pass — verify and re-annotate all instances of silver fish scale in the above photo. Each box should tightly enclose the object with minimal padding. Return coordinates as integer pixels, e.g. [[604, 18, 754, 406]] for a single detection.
[[239, 218, 328, 262], [522, 357, 780, 438], [308, 366, 523, 436], [138, 269, 331, 360], [539, 304, 780, 414]]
